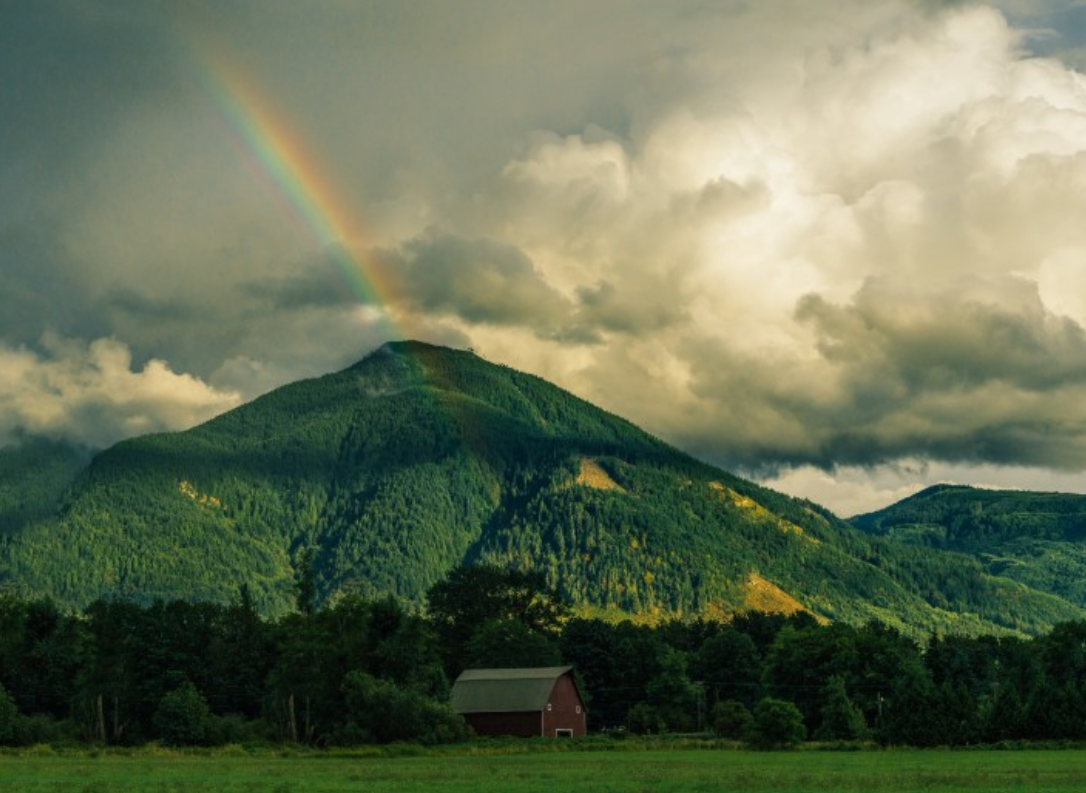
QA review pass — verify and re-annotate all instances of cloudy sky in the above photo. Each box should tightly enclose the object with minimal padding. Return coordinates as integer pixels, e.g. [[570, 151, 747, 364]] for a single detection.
[[4, 0, 1086, 515]]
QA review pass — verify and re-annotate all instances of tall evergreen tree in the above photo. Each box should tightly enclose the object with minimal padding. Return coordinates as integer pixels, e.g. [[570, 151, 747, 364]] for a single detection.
[[426, 565, 568, 674], [0, 683, 21, 746], [815, 675, 866, 741]]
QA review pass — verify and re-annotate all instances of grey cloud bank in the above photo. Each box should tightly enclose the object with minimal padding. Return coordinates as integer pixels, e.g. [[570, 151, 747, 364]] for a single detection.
[[4, 1, 1086, 513]]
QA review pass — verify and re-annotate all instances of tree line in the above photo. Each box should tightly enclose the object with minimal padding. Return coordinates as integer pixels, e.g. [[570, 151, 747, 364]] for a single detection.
[[4, 565, 1086, 748]]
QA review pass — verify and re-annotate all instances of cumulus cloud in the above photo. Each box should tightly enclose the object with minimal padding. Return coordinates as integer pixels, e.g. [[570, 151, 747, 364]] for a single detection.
[[377, 230, 578, 336], [713, 275, 1086, 469], [449, 5, 1086, 485], [7, 1, 1086, 512], [0, 336, 241, 449], [762, 459, 1086, 518]]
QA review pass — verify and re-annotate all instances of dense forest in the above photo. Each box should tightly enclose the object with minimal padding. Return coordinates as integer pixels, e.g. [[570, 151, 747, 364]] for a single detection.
[[4, 565, 1086, 749], [854, 484, 1086, 608], [3, 342, 1086, 637], [0, 439, 90, 535]]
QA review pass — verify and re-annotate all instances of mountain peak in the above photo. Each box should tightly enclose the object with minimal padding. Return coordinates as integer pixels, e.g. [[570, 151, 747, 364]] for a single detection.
[[370, 339, 480, 359], [3, 349, 1085, 635], [375, 338, 448, 354], [352, 339, 481, 376]]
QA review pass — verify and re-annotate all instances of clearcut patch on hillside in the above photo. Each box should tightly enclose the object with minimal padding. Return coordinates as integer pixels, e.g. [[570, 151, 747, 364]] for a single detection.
[[744, 572, 825, 622], [178, 480, 223, 510], [710, 482, 813, 540], [575, 458, 625, 492]]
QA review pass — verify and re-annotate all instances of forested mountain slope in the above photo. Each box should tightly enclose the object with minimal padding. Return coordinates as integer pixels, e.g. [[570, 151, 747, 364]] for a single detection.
[[852, 484, 1086, 612], [0, 342, 1082, 634], [0, 439, 91, 535]]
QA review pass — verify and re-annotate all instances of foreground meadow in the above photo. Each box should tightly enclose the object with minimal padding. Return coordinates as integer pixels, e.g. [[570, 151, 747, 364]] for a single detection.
[[3, 746, 1086, 793]]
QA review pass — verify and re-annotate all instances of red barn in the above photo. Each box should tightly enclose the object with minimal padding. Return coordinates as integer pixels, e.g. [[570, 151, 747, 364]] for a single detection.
[[450, 666, 587, 737]]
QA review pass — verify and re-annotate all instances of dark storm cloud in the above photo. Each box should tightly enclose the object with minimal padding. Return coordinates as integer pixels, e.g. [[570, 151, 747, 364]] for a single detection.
[[0, 2, 180, 217], [0, 225, 108, 346], [378, 230, 577, 334], [105, 288, 212, 324], [797, 278, 1086, 395], [375, 230, 690, 344], [241, 262, 355, 312], [676, 277, 1086, 473], [575, 279, 689, 335]]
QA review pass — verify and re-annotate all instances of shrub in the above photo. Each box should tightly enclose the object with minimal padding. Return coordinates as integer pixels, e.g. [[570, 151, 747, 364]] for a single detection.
[[0, 683, 22, 746], [814, 676, 866, 741], [339, 671, 469, 745], [153, 682, 213, 746], [626, 703, 666, 735], [711, 699, 753, 740], [206, 713, 272, 746], [16, 715, 77, 746], [746, 697, 807, 749]]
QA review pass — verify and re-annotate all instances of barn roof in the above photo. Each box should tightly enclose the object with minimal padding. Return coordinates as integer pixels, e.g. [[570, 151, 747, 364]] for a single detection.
[[451, 666, 575, 714]]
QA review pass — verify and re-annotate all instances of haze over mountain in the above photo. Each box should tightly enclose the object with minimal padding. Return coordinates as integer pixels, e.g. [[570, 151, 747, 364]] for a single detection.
[[1, 342, 1083, 637]]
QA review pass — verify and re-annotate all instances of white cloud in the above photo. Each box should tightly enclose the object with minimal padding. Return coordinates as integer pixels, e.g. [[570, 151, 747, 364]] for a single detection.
[[446, 4, 1086, 491], [0, 336, 241, 449], [759, 459, 1086, 517]]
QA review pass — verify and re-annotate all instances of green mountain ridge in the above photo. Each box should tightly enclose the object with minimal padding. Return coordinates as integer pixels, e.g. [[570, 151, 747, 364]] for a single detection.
[[1, 341, 1083, 635], [852, 483, 1086, 611]]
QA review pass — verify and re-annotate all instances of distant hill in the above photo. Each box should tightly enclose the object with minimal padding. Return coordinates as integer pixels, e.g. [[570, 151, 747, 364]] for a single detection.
[[852, 484, 1086, 612], [1, 341, 1083, 634]]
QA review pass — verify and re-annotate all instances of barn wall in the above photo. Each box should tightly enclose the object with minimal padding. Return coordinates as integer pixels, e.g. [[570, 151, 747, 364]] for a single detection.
[[464, 711, 542, 738], [542, 673, 587, 737]]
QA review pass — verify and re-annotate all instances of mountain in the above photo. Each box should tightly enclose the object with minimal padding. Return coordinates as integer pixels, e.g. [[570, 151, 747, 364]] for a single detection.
[[852, 483, 1086, 612], [0, 438, 93, 535], [1, 341, 1083, 635]]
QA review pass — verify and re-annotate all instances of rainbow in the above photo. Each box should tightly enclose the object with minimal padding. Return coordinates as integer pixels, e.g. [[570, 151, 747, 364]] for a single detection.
[[190, 39, 404, 338]]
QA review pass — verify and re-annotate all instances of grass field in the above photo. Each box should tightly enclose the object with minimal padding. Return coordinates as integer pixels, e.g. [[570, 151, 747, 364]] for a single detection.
[[3, 746, 1086, 793]]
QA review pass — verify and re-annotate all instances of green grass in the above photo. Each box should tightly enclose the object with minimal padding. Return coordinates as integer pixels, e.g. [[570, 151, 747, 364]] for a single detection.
[[3, 747, 1086, 792]]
